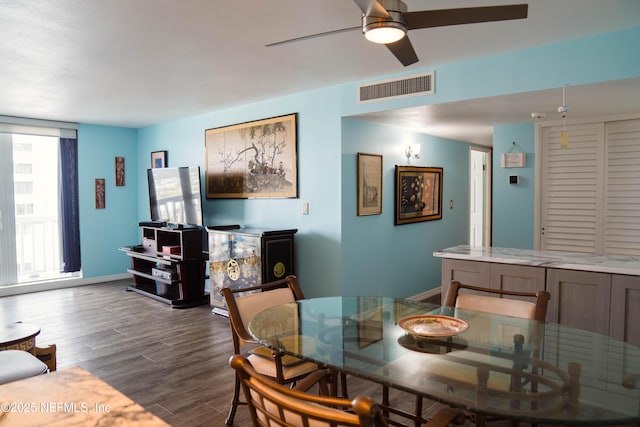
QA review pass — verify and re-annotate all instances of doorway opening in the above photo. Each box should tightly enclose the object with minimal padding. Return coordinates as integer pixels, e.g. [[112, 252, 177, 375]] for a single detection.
[[469, 147, 492, 247]]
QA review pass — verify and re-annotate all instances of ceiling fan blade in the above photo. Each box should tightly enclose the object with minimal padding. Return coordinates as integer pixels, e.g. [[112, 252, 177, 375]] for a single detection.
[[385, 36, 419, 66], [352, 0, 391, 18], [266, 26, 360, 47], [404, 4, 528, 30]]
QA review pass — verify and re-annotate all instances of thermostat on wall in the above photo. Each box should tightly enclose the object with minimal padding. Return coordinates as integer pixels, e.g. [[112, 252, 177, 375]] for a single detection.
[[509, 175, 520, 185]]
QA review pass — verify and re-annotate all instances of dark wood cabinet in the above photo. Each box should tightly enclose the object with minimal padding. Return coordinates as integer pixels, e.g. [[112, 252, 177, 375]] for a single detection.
[[208, 227, 296, 316], [120, 226, 208, 308]]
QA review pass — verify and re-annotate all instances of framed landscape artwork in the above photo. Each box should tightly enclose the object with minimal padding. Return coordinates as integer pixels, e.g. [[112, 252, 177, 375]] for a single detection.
[[357, 153, 383, 216], [205, 113, 298, 199], [395, 165, 443, 225]]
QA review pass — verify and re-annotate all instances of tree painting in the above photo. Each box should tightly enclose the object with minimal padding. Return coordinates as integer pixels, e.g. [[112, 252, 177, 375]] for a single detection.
[[205, 114, 297, 198]]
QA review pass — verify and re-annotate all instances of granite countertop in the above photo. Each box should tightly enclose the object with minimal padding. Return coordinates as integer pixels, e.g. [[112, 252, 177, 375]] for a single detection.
[[433, 245, 640, 276], [0, 367, 170, 426]]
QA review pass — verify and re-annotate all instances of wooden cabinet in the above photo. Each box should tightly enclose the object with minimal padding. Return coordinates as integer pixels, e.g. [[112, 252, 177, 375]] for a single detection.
[[440, 259, 490, 300], [610, 275, 640, 346], [490, 263, 547, 294], [439, 254, 640, 341], [546, 268, 611, 335], [441, 259, 545, 305], [545, 269, 640, 340], [120, 226, 207, 308], [208, 227, 296, 315]]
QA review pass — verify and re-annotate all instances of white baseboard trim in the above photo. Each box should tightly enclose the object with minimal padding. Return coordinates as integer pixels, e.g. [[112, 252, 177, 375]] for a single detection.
[[212, 307, 229, 317], [0, 273, 130, 298], [2, 275, 441, 303], [406, 286, 441, 302]]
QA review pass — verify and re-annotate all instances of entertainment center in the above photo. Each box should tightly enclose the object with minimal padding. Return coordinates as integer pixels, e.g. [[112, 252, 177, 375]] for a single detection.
[[120, 225, 208, 308], [120, 165, 296, 310]]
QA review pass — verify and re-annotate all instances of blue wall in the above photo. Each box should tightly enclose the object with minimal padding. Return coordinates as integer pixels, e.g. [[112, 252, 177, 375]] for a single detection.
[[341, 119, 470, 297], [77, 124, 138, 278], [72, 26, 640, 298], [136, 86, 345, 297], [492, 123, 536, 248]]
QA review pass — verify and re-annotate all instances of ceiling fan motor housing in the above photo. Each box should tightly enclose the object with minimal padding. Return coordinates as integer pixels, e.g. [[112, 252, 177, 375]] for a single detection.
[[376, 0, 407, 14], [362, 0, 408, 39]]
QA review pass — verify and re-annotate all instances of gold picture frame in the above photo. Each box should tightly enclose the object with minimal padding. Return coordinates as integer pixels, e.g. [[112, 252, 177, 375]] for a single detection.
[[395, 165, 443, 225], [357, 153, 383, 216], [205, 113, 298, 199]]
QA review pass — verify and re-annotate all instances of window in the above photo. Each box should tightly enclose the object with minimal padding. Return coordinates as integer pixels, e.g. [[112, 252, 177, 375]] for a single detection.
[[15, 163, 33, 174], [15, 203, 34, 216], [14, 181, 34, 195], [0, 117, 80, 286]]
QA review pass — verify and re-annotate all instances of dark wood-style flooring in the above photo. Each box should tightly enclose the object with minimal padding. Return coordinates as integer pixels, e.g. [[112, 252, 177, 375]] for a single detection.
[[1, 280, 600, 427], [1, 280, 249, 426]]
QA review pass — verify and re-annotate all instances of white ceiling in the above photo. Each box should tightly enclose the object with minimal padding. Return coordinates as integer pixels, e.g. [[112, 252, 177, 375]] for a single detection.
[[353, 78, 640, 145], [1, 0, 640, 144]]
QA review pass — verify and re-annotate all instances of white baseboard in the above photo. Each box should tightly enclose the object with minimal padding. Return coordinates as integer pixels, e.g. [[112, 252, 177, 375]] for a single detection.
[[406, 286, 441, 302], [0, 273, 130, 298], [2, 275, 442, 305], [212, 307, 229, 317]]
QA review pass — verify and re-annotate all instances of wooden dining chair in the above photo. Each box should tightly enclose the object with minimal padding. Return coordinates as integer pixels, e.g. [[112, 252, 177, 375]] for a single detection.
[[441, 280, 551, 426], [221, 275, 319, 425], [443, 281, 550, 322], [230, 354, 466, 427], [382, 282, 551, 426]]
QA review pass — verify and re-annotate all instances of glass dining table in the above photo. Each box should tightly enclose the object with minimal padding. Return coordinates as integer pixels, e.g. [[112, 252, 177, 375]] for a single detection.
[[248, 296, 640, 426]]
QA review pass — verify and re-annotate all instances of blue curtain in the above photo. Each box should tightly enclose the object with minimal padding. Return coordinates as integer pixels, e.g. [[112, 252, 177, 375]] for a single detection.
[[59, 137, 81, 272]]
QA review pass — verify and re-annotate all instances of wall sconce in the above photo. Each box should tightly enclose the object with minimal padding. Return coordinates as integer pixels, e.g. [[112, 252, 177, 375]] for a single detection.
[[405, 144, 421, 159]]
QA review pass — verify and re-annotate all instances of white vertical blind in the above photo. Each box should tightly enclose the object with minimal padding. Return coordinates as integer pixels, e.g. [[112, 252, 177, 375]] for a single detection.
[[0, 133, 18, 285]]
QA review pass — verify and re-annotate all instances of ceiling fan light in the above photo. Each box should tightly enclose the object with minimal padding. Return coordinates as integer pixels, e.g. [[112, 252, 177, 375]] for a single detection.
[[362, 12, 407, 44], [364, 25, 406, 44]]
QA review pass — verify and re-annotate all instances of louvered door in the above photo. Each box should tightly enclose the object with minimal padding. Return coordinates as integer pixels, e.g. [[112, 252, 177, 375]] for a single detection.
[[540, 123, 604, 253], [540, 118, 640, 255], [604, 119, 640, 256]]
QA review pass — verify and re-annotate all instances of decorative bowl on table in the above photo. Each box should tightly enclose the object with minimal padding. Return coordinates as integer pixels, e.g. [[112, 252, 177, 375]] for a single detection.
[[398, 314, 468, 338]]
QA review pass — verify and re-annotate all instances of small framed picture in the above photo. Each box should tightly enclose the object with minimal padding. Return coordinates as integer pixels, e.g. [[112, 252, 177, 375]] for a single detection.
[[151, 151, 167, 168], [357, 153, 383, 216], [115, 156, 125, 186], [395, 165, 443, 225], [95, 178, 106, 209]]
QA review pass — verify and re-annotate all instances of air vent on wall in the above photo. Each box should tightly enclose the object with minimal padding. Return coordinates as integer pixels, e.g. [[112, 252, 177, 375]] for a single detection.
[[358, 72, 434, 103]]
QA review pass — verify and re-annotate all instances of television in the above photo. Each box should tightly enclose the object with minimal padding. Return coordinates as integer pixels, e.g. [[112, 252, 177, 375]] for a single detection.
[[147, 166, 203, 227]]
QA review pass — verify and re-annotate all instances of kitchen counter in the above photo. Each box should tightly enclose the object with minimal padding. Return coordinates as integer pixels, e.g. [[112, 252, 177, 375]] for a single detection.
[[434, 245, 640, 276], [434, 245, 640, 343]]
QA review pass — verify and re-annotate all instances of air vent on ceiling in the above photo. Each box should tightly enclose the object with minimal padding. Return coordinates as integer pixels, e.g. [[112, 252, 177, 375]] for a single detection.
[[358, 72, 434, 103]]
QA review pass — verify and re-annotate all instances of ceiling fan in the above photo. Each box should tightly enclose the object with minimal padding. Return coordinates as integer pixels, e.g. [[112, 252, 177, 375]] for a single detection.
[[267, 0, 528, 66]]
